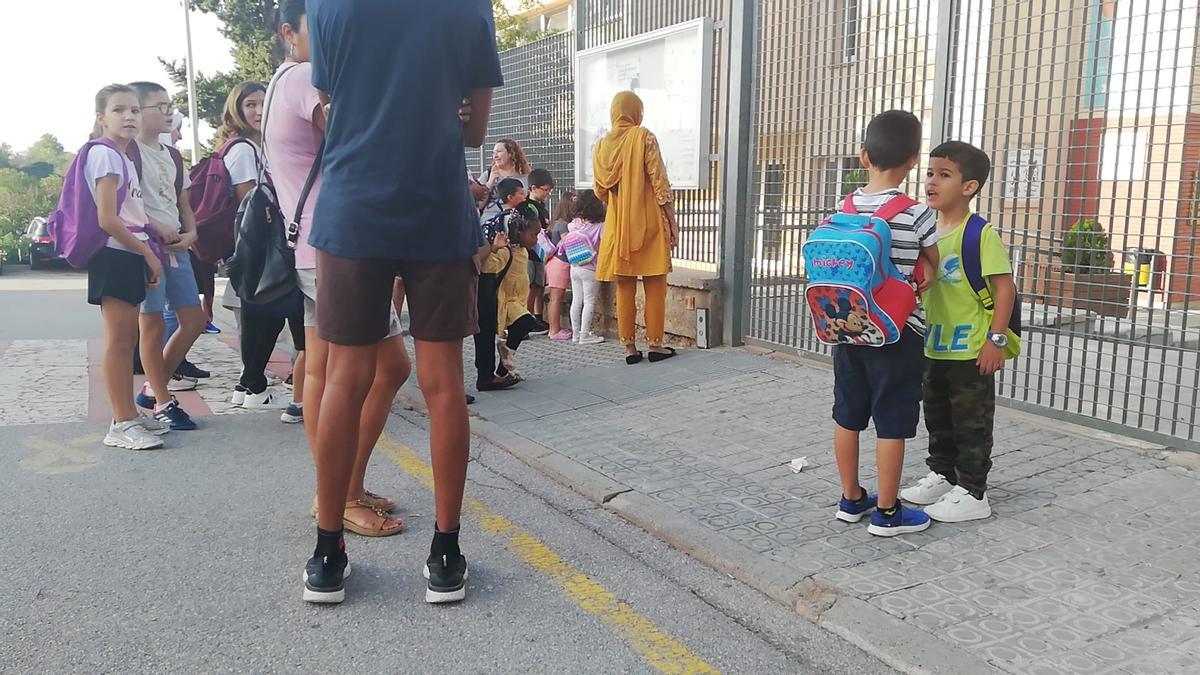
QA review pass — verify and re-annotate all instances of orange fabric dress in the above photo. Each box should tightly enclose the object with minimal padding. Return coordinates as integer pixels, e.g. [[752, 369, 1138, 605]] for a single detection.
[[592, 92, 674, 281]]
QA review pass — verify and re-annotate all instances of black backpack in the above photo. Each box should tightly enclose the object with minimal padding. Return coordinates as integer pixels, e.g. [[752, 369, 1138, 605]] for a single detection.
[[225, 65, 322, 318]]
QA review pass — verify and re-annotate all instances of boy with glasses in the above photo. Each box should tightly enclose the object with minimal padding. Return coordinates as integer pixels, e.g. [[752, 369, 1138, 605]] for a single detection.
[[125, 82, 207, 432]]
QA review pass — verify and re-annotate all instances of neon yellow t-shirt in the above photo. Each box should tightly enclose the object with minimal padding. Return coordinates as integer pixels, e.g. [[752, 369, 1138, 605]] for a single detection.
[[923, 215, 1013, 360]]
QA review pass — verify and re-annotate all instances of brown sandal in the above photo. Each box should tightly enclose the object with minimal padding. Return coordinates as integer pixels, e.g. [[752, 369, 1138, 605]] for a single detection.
[[362, 490, 397, 512], [310, 491, 398, 516], [342, 500, 404, 537]]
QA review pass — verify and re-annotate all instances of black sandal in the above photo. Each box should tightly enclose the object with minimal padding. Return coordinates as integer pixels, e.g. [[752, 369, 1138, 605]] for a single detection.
[[477, 374, 520, 391], [625, 351, 644, 365], [648, 348, 677, 363]]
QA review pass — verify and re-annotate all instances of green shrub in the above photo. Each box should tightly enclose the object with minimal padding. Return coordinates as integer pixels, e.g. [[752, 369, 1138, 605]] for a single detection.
[[1061, 219, 1113, 273]]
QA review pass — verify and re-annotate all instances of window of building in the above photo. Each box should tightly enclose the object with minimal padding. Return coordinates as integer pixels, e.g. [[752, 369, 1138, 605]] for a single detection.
[[822, 156, 866, 204], [1100, 130, 1149, 181], [840, 0, 860, 64], [1083, 0, 1117, 108]]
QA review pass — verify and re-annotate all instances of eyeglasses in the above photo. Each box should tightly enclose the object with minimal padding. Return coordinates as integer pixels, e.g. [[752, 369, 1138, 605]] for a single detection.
[[147, 103, 176, 115]]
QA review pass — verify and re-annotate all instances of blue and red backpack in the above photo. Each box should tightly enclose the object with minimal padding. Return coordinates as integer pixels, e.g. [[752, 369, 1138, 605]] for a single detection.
[[802, 194, 918, 346]]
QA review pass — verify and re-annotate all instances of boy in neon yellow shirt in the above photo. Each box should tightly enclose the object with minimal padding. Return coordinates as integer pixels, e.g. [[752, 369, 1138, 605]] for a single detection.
[[901, 141, 1017, 522]]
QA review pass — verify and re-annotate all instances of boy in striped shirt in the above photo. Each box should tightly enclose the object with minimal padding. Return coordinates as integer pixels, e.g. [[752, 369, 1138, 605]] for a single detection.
[[832, 110, 941, 537]]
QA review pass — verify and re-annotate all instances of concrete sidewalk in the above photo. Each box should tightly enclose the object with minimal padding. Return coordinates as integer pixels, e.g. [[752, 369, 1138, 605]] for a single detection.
[[403, 337, 1200, 674]]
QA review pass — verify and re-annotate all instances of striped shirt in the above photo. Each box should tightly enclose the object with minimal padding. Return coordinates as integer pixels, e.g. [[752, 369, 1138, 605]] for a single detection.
[[848, 188, 938, 334]]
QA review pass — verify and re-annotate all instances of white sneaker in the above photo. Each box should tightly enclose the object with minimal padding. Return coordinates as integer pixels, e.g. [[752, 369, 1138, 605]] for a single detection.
[[104, 419, 165, 450], [264, 371, 282, 387], [579, 333, 605, 345], [229, 386, 247, 406], [924, 486, 992, 523], [900, 471, 954, 505], [167, 374, 198, 392], [136, 413, 171, 436], [243, 387, 288, 409]]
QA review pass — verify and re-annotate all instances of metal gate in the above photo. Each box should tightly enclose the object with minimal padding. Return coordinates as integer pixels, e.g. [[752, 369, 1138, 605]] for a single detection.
[[745, 0, 1200, 444]]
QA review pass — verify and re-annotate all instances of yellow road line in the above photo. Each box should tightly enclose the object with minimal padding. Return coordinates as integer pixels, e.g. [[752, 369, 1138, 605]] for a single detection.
[[377, 436, 719, 675]]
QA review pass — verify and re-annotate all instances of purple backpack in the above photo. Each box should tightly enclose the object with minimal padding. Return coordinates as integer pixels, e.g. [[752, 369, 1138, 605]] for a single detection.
[[47, 138, 130, 268]]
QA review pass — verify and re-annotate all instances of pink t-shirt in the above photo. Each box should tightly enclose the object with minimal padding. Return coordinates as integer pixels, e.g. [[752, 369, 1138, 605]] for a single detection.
[[263, 60, 323, 269]]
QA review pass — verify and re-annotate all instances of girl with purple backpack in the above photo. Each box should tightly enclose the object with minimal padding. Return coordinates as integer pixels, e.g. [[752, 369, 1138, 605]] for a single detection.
[[80, 85, 166, 449], [566, 190, 606, 345]]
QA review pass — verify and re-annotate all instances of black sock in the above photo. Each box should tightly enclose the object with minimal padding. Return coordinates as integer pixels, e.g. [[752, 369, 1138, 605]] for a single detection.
[[431, 527, 461, 559], [315, 527, 344, 558], [844, 487, 867, 503]]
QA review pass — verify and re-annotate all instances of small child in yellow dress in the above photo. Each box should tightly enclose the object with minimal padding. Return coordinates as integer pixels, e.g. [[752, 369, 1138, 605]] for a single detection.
[[484, 209, 543, 380]]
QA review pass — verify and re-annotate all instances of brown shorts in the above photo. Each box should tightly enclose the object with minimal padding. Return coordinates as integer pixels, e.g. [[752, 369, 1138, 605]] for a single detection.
[[316, 249, 478, 346]]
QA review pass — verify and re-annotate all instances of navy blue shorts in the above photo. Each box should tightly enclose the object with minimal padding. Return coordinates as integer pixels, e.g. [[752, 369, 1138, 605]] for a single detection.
[[832, 328, 926, 439]]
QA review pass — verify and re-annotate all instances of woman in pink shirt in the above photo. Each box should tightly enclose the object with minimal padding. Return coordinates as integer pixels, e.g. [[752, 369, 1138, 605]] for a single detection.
[[265, 0, 409, 537]]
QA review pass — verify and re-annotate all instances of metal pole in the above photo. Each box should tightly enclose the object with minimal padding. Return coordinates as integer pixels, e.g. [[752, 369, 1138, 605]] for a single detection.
[[929, 0, 960, 146], [720, 0, 756, 347], [182, 0, 202, 162]]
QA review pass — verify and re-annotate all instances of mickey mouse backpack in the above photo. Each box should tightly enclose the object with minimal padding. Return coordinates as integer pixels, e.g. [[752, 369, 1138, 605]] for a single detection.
[[801, 194, 919, 347]]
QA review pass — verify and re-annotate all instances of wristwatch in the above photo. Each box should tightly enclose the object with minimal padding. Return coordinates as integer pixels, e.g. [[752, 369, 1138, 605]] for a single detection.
[[987, 332, 1009, 348]]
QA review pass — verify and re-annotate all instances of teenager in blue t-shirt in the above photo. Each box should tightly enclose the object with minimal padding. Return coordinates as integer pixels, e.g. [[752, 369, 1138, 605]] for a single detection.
[[303, 0, 503, 606]]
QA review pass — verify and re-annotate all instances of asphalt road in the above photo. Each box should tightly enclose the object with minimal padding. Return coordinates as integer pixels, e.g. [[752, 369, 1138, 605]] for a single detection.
[[0, 263, 893, 674]]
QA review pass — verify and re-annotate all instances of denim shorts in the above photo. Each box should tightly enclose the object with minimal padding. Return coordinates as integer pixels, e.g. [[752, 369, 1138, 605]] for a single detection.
[[142, 250, 201, 314], [832, 327, 926, 439]]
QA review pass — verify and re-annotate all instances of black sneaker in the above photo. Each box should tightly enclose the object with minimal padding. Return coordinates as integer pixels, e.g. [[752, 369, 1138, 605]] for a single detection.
[[176, 359, 210, 379], [529, 319, 550, 337], [424, 553, 468, 604], [303, 552, 350, 604]]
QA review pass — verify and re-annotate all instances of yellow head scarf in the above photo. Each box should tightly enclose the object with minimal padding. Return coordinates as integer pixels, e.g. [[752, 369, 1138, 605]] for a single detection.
[[593, 91, 655, 261]]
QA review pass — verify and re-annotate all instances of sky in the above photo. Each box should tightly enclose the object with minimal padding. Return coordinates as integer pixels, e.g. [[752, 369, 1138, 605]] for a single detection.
[[0, 1, 235, 156]]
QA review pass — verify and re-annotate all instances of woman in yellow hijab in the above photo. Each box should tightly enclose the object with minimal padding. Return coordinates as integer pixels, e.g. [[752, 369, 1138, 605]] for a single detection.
[[593, 91, 680, 364]]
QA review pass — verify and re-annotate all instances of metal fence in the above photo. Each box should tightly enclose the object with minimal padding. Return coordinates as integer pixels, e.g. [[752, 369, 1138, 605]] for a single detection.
[[481, 0, 727, 267], [485, 0, 1200, 445], [743, 0, 1200, 445], [472, 31, 576, 207]]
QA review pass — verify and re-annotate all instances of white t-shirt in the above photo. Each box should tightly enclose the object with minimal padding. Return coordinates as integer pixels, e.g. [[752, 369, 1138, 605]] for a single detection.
[[137, 140, 192, 234], [224, 139, 267, 187], [85, 145, 150, 252], [848, 188, 939, 334], [218, 139, 267, 310]]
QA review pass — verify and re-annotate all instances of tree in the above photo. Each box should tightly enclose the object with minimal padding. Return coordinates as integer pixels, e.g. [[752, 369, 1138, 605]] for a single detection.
[[0, 169, 61, 263], [494, 0, 546, 51], [0, 143, 10, 169], [161, 0, 283, 131], [10, 134, 74, 176]]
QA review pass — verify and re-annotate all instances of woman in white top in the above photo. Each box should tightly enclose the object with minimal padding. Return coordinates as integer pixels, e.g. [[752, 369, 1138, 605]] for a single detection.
[[216, 81, 305, 409]]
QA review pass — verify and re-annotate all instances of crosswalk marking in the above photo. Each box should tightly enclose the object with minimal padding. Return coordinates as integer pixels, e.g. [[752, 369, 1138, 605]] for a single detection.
[[0, 337, 296, 428]]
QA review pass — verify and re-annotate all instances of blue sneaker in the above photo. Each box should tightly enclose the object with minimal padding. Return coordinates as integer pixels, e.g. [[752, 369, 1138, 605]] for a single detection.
[[154, 399, 198, 431], [135, 389, 157, 410], [204, 321, 222, 335], [835, 490, 878, 523], [868, 504, 931, 537]]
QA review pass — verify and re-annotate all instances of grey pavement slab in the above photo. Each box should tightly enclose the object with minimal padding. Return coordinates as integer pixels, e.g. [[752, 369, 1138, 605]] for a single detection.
[[443, 340, 1200, 674]]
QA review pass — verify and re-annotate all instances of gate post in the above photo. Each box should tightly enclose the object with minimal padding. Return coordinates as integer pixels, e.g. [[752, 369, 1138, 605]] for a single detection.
[[720, 0, 757, 347], [929, 0, 960, 146]]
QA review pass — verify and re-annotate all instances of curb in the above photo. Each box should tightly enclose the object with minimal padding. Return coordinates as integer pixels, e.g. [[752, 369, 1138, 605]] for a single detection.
[[453, 406, 998, 674]]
